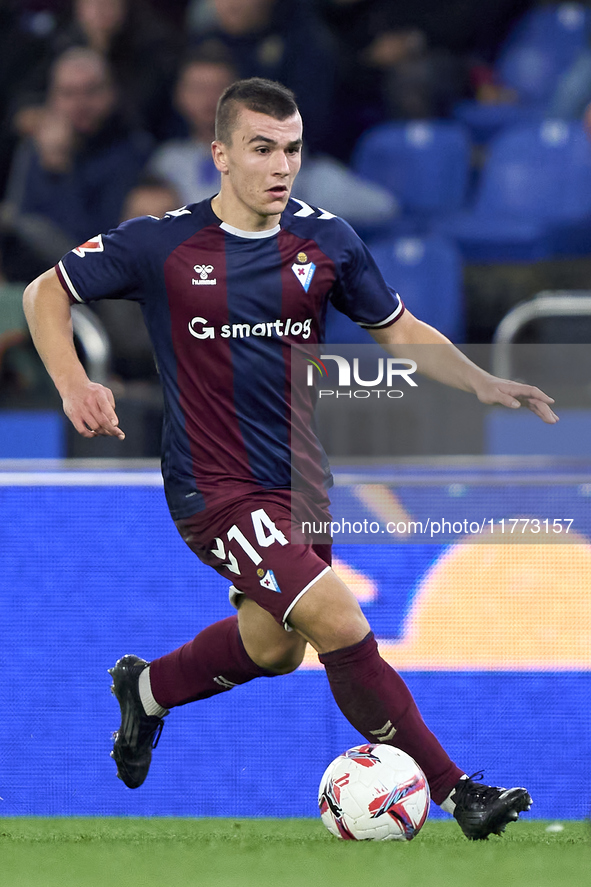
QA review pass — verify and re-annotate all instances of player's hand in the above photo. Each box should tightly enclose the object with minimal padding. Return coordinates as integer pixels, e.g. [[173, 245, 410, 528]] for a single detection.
[[475, 377, 559, 424], [61, 381, 125, 440]]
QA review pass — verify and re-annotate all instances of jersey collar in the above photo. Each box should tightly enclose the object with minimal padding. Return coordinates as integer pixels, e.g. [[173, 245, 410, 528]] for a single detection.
[[219, 221, 280, 239]]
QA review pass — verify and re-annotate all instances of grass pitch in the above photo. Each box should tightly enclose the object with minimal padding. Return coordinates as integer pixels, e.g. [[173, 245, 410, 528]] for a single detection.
[[1, 818, 588, 887]]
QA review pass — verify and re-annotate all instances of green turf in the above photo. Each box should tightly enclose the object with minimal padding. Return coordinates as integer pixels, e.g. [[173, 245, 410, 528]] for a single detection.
[[0, 818, 588, 887]]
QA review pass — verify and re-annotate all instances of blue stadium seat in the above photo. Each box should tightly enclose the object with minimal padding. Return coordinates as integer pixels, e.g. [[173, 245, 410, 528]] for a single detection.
[[435, 119, 591, 263], [454, 2, 590, 142], [452, 101, 544, 146], [499, 2, 590, 104], [325, 235, 464, 344], [351, 121, 471, 231], [504, 1, 589, 48]]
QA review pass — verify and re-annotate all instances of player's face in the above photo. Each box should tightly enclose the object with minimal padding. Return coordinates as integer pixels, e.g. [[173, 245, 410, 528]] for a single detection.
[[212, 107, 303, 230]]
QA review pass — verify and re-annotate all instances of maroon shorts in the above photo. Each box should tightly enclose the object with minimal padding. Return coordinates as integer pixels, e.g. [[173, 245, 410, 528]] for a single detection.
[[175, 491, 332, 629]]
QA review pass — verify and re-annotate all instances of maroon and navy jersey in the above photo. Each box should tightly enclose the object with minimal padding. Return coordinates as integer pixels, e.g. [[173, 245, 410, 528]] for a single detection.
[[56, 197, 403, 519]]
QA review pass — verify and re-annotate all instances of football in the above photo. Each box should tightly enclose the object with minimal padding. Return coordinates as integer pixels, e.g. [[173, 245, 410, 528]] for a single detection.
[[318, 744, 430, 841]]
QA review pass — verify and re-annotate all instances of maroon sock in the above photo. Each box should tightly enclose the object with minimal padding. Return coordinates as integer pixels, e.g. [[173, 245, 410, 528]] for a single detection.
[[149, 616, 276, 708], [319, 632, 463, 804]]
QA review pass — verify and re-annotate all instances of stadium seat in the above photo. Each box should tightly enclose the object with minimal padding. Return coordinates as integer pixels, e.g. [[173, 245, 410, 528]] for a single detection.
[[454, 2, 590, 142], [503, 2, 589, 48], [351, 121, 471, 231], [452, 101, 544, 146], [434, 119, 591, 263], [499, 2, 590, 104], [325, 234, 464, 344]]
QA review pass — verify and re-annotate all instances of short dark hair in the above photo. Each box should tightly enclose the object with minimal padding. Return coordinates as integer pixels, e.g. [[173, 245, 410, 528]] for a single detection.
[[215, 77, 299, 144]]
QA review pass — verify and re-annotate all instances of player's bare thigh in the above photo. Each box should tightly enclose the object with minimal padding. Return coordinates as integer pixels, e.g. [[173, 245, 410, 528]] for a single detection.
[[287, 567, 370, 654], [239, 567, 371, 663]]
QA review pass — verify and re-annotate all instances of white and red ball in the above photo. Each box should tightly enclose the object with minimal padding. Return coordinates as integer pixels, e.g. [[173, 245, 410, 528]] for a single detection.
[[318, 744, 430, 841]]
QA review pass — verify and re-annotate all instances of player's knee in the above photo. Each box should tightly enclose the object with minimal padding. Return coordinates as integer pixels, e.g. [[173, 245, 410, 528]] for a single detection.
[[288, 576, 371, 654], [257, 636, 307, 675], [318, 607, 370, 654]]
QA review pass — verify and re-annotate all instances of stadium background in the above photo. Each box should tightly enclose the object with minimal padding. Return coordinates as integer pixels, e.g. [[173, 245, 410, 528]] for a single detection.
[[1, 0, 591, 831], [1, 464, 589, 821]]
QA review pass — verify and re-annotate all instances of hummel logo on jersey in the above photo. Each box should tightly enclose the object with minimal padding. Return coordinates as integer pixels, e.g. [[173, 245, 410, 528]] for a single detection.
[[192, 264, 216, 286], [72, 234, 104, 257], [292, 261, 316, 292]]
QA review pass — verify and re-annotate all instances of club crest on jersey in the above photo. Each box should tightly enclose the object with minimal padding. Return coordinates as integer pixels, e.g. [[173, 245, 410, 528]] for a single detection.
[[292, 261, 316, 292], [259, 569, 281, 593], [72, 235, 104, 257]]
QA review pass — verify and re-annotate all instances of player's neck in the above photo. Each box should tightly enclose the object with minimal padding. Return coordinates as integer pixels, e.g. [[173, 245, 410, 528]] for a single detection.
[[211, 193, 281, 233]]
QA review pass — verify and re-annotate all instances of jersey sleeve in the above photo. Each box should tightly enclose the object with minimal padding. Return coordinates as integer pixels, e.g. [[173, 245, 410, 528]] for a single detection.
[[330, 224, 404, 329], [55, 217, 153, 304]]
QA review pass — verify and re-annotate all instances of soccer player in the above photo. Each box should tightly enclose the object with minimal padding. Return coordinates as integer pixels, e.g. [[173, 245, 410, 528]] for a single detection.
[[23, 78, 557, 839]]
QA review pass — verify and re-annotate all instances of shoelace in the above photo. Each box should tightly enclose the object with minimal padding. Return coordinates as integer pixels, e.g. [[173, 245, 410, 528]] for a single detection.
[[456, 771, 503, 804]]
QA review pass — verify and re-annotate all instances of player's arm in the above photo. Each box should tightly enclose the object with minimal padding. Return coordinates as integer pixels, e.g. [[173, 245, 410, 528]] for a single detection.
[[23, 268, 125, 439], [370, 308, 558, 425]]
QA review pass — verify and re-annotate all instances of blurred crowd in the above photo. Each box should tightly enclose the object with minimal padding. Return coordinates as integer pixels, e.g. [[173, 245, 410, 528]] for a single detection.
[[3, 0, 591, 391], [0, 0, 541, 275]]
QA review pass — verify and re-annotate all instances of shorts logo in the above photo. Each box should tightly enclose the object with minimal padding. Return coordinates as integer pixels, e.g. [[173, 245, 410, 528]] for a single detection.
[[192, 264, 216, 286], [292, 260, 316, 293], [259, 569, 281, 592], [72, 234, 104, 257]]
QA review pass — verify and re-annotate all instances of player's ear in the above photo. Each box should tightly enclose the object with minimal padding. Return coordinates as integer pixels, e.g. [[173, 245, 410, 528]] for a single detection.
[[212, 140, 229, 174]]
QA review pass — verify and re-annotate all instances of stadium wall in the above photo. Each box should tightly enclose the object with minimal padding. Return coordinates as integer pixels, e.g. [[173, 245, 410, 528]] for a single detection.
[[0, 464, 589, 820]]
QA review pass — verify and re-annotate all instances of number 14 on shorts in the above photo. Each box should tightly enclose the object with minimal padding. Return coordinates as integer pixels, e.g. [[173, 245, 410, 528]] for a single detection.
[[210, 508, 289, 576]]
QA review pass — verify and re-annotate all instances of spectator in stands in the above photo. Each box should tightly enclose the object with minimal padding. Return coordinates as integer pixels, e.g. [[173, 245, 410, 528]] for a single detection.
[[318, 0, 463, 155], [185, 0, 337, 155], [13, 0, 179, 141], [120, 176, 182, 225], [0, 1, 56, 194], [149, 48, 237, 206], [318, 0, 534, 157], [89, 177, 182, 384], [148, 0, 191, 30], [3, 47, 152, 263], [149, 48, 398, 233]]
